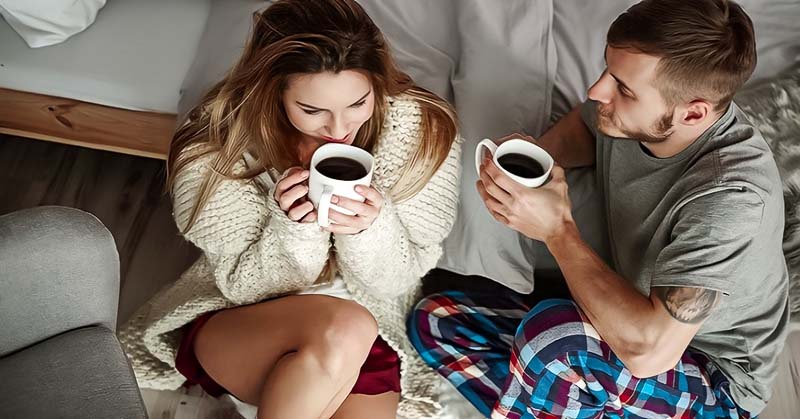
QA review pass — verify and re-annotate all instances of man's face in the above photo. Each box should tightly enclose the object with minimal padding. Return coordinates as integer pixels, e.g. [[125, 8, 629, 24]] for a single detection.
[[587, 46, 676, 143]]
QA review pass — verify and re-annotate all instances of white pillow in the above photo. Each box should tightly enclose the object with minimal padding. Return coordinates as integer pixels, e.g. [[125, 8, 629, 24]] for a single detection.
[[0, 0, 106, 48]]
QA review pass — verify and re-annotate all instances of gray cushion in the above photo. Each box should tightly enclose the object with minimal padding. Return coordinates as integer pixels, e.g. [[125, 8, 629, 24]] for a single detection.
[[177, 0, 268, 123], [734, 63, 800, 319], [0, 326, 146, 419], [0, 206, 120, 357]]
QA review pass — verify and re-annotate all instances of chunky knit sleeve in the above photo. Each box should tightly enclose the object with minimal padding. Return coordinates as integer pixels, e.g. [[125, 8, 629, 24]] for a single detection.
[[334, 136, 462, 297], [172, 153, 331, 305]]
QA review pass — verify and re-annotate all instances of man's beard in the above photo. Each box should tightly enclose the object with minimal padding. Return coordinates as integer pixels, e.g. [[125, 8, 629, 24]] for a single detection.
[[597, 105, 674, 143]]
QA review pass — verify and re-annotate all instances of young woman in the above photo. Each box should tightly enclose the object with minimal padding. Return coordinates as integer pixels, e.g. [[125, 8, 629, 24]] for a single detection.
[[119, 0, 461, 418]]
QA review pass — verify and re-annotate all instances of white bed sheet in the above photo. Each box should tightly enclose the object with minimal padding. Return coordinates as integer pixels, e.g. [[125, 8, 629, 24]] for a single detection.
[[0, 0, 210, 113]]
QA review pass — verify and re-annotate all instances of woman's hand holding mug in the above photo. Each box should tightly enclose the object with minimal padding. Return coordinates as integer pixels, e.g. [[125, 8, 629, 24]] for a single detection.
[[324, 185, 384, 235], [274, 167, 317, 223]]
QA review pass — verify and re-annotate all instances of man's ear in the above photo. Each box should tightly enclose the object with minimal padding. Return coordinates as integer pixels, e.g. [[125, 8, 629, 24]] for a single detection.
[[679, 100, 712, 126]]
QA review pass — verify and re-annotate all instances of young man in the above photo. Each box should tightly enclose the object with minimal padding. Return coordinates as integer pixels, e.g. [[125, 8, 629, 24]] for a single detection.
[[409, 0, 789, 417]]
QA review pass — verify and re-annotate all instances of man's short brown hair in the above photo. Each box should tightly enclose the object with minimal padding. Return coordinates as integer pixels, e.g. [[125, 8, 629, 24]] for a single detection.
[[607, 0, 756, 112]]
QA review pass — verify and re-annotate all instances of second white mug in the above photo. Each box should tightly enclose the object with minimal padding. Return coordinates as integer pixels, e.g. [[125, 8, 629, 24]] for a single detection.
[[475, 138, 554, 188]]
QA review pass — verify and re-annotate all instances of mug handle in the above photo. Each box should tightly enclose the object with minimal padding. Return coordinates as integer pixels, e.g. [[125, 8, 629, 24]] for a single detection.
[[475, 138, 498, 177], [317, 185, 334, 227]]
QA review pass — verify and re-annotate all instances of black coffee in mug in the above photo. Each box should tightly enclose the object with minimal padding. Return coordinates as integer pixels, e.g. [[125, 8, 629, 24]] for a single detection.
[[497, 153, 545, 178], [316, 157, 368, 181]]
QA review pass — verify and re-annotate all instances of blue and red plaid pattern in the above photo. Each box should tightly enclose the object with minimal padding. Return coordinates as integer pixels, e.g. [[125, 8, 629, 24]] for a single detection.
[[408, 291, 751, 419]]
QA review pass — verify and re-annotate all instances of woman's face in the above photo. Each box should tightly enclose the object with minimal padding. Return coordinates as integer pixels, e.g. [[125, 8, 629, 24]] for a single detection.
[[283, 70, 375, 147]]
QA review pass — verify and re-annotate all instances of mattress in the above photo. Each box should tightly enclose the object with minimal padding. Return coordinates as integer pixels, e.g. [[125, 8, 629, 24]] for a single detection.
[[760, 326, 800, 419], [0, 0, 210, 113]]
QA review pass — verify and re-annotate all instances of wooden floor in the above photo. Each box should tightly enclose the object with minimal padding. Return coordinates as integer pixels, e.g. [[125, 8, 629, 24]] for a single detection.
[[0, 134, 200, 324]]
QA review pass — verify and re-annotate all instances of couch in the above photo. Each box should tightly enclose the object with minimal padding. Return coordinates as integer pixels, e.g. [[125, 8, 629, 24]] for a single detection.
[[0, 206, 147, 418]]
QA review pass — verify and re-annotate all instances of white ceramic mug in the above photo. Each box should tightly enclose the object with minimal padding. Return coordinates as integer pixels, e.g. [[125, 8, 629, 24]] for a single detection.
[[308, 143, 374, 227], [475, 138, 554, 188]]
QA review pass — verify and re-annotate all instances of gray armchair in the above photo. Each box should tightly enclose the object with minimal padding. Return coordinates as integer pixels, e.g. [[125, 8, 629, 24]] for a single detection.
[[0, 206, 147, 419]]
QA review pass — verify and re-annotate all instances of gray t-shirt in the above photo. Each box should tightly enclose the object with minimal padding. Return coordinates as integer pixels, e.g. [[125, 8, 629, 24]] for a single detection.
[[581, 100, 789, 414]]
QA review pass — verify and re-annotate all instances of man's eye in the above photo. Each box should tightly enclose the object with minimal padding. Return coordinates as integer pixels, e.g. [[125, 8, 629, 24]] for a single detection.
[[617, 85, 631, 97]]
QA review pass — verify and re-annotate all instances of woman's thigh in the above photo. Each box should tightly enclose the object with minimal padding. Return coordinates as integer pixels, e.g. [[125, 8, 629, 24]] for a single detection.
[[331, 392, 400, 419], [193, 294, 378, 404]]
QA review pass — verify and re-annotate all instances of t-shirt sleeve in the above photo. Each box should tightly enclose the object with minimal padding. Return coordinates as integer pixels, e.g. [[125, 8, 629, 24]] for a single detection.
[[651, 187, 765, 294], [579, 99, 599, 137]]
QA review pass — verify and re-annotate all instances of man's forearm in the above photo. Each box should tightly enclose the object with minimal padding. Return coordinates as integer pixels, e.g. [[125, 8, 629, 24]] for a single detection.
[[546, 222, 662, 359], [536, 105, 596, 169]]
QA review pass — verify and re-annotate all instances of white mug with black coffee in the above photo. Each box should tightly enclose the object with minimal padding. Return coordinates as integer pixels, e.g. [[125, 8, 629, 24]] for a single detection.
[[308, 143, 374, 227], [475, 138, 554, 188]]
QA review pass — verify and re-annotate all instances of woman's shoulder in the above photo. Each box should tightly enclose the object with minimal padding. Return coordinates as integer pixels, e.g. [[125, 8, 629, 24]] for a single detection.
[[173, 143, 268, 184]]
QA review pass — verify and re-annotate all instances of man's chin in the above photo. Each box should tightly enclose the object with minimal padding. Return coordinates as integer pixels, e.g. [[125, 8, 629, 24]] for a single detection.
[[597, 121, 629, 139]]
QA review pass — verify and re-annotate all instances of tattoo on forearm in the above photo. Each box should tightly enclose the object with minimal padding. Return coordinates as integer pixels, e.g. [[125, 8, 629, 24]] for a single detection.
[[653, 286, 720, 324]]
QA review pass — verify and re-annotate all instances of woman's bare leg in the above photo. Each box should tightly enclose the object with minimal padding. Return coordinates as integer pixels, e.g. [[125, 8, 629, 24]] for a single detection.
[[318, 373, 358, 419], [331, 392, 400, 419], [193, 295, 378, 419]]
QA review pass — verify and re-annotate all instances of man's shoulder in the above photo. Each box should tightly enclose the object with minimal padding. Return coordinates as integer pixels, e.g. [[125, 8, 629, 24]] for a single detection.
[[685, 107, 782, 206]]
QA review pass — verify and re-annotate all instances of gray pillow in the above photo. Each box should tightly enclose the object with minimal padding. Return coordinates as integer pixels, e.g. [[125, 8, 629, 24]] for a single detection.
[[735, 63, 800, 319], [177, 0, 269, 123]]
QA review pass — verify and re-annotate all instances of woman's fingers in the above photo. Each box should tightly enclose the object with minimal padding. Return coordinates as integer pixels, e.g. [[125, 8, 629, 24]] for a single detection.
[[278, 184, 310, 212], [287, 201, 314, 222], [355, 185, 384, 208], [274, 168, 309, 200], [331, 196, 377, 219], [326, 208, 369, 229]]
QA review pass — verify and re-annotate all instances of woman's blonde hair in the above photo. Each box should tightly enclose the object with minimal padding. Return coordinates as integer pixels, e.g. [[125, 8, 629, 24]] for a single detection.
[[168, 0, 458, 232]]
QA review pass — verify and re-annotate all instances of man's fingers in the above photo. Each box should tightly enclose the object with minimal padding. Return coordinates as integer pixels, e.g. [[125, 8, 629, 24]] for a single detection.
[[477, 181, 509, 218], [495, 132, 535, 145], [479, 170, 513, 205], [550, 165, 566, 180], [483, 158, 521, 197]]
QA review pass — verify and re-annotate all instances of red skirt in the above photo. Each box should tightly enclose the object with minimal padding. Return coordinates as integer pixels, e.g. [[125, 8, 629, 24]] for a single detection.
[[175, 311, 401, 398]]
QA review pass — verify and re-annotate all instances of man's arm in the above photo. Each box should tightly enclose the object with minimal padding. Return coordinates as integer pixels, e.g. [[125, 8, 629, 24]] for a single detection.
[[477, 157, 760, 379], [547, 224, 719, 377], [536, 104, 596, 169]]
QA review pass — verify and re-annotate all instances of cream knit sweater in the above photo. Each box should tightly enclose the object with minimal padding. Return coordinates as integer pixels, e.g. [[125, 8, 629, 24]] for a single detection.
[[118, 95, 462, 418]]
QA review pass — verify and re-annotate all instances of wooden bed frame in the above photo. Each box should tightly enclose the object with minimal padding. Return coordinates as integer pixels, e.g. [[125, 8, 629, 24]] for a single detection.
[[0, 88, 175, 160]]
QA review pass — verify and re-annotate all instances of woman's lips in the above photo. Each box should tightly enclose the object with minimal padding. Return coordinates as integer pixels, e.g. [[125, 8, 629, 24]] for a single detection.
[[321, 133, 350, 143]]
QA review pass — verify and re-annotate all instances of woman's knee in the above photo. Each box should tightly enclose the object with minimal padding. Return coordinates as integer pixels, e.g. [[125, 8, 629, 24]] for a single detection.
[[303, 298, 379, 378]]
